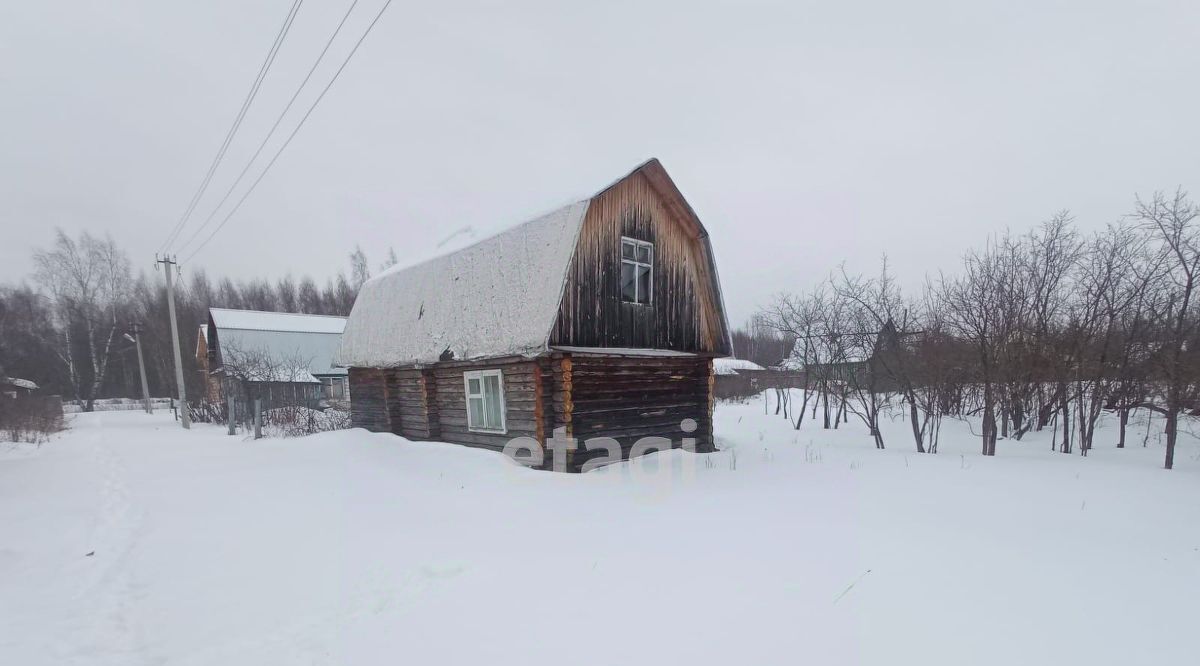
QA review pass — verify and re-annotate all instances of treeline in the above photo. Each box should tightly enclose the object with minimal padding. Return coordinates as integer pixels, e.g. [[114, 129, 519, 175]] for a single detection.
[[729, 320, 795, 369], [759, 190, 1200, 469], [0, 231, 394, 410]]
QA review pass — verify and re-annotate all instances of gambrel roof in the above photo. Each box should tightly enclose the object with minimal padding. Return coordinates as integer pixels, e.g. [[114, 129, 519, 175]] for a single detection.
[[337, 201, 588, 367], [335, 159, 731, 368]]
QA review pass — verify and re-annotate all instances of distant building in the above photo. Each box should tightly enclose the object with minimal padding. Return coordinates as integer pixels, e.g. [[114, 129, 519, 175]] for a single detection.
[[713, 358, 768, 399], [336, 159, 733, 471], [197, 309, 349, 407], [714, 358, 767, 375], [777, 320, 916, 390], [0, 377, 38, 399]]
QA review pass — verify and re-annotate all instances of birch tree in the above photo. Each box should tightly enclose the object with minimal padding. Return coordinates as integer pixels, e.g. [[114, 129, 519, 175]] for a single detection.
[[32, 230, 131, 410]]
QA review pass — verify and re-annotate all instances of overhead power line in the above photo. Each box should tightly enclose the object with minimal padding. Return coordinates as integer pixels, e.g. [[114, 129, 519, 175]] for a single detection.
[[175, 0, 361, 258], [182, 0, 395, 264], [159, 0, 304, 254]]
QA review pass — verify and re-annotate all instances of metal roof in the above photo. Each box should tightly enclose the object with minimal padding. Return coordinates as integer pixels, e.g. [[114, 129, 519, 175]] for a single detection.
[[208, 310, 348, 378], [209, 308, 346, 334]]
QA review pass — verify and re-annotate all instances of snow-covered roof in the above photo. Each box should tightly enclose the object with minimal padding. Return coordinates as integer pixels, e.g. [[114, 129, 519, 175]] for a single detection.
[[336, 158, 734, 367], [209, 309, 348, 378], [240, 366, 321, 384], [336, 201, 590, 367], [776, 354, 869, 372], [1, 377, 38, 390], [713, 358, 766, 375], [209, 309, 346, 334], [775, 356, 804, 372]]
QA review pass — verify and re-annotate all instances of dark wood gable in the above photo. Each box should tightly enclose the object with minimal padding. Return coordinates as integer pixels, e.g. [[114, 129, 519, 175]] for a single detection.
[[550, 161, 731, 354]]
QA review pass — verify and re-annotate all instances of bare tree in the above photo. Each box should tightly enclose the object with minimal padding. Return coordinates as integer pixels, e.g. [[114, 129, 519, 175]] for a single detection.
[[1134, 189, 1200, 469], [753, 192, 1200, 467], [32, 230, 131, 410], [276, 275, 298, 312], [1068, 224, 1142, 454], [835, 258, 933, 451], [297, 277, 323, 314], [350, 245, 371, 290], [937, 233, 1029, 456], [762, 286, 838, 429], [379, 246, 399, 272]]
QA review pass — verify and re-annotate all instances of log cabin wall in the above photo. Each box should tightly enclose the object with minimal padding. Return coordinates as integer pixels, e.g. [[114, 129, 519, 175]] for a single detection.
[[348, 367, 391, 432], [387, 368, 439, 439], [542, 354, 568, 441], [551, 170, 728, 354], [420, 369, 440, 440], [350, 352, 715, 471], [562, 353, 715, 467], [431, 357, 542, 453]]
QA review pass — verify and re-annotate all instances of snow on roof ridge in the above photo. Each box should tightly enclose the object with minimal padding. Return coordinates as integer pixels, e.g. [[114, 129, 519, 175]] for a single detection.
[[367, 198, 590, 287], [336, 158, 725, 368], [367, 159, 662, 286], [337, 200, 590, 367]]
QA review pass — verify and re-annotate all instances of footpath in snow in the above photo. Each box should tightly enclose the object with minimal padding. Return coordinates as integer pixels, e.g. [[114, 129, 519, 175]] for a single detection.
[[1, 399, 1198, 665]]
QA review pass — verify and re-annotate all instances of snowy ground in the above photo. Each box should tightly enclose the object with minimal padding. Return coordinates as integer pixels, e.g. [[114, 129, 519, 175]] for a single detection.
[[2, 397, 1198, 665]]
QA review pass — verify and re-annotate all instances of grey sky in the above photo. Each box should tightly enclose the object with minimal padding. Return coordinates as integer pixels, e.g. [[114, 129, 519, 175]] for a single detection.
[[2, 0, 1197, 327]]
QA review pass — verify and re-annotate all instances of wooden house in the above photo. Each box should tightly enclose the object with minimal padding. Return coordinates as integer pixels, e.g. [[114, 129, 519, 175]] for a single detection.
[[198, 309, 350, 408], [335, 159, 732, 471]]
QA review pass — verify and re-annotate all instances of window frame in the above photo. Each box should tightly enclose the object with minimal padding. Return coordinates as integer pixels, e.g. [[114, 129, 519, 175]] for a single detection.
[[620, 236, 654, 305], [319, 377, 345, 399], [463, 369, 507, 434]]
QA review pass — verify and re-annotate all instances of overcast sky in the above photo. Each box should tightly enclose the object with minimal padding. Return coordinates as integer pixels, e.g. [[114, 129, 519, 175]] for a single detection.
[[2, 0, 1198, 326]]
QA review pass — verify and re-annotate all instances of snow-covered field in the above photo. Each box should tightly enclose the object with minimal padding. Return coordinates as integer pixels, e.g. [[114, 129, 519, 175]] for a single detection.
[[2, 397, 1198, 665]]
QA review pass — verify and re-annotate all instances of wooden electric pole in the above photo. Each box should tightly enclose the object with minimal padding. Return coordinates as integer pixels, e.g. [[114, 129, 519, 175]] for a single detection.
[[157, 255, 190, 429]]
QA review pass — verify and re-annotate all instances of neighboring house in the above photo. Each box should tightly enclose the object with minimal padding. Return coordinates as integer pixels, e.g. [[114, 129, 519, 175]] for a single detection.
[[0, 377, 38, 400], [778, 320, 915, 389], [714, 358, 767, 375], [713, 358, 767, 399], [781, 354, 871, 384], [198, 309, 349, 407], [195, 324, 220, 402], [336, 158, 733, 471]]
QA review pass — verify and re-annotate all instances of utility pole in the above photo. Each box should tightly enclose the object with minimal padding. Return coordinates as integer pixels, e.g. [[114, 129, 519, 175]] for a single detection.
[[157, 255, 190, 429], [125, 323, 152, 414]]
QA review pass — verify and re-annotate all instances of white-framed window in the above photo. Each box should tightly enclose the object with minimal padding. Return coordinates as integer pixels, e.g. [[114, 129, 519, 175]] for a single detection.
[[321, 377, 345, 399], [621, 237, 654, 304], [464, 369, 506, 433]]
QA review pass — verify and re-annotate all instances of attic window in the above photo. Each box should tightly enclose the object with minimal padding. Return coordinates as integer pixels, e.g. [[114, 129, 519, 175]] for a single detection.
[[620, 237, 653, 304], [464, 369, 506, 433]]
